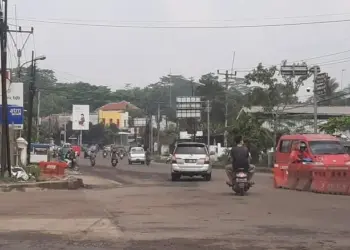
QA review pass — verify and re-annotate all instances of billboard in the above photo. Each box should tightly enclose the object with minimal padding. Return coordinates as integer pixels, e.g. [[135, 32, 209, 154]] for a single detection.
[[176, 96, 202, 119], [133, 118, 146, 127], [0, 82, 24, 129], [72, 105, 90, 130]]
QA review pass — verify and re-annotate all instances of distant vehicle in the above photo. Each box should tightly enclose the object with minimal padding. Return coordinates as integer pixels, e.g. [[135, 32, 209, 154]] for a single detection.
[[128, 147, 145, 165], [170, 142, 213, 182]]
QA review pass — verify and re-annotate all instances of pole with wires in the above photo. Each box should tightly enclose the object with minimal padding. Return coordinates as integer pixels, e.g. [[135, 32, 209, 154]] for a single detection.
[[0, 0, 11, 176]]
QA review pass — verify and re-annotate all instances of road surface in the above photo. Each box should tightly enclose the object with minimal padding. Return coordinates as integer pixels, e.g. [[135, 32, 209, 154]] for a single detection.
[[0, 155, 349, 249]]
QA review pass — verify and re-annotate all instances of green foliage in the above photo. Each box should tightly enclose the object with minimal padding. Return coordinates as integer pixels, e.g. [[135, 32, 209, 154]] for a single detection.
[[319, 117, 350, 134], [229, 113, 273, 151], [24, 164, 41, 181], [245, 63, 307, 111]]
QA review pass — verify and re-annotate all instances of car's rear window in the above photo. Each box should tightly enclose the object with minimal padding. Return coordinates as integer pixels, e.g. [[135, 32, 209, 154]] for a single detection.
[[174, 144, 207, 154], [309, 141, 345, 155], [131, 148, 144, 154]]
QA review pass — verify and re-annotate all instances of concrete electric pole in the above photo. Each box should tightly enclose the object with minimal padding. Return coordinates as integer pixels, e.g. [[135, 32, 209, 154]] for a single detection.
[[217, 70, 236, 148]]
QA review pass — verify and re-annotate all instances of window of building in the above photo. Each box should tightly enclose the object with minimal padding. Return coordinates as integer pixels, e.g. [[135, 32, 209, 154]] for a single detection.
[[124, 120, 127, 128]]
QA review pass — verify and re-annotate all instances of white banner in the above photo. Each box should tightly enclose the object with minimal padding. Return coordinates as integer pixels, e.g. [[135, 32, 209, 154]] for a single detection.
[[72, 105, 90, 130], [0, 82, 23, 106]]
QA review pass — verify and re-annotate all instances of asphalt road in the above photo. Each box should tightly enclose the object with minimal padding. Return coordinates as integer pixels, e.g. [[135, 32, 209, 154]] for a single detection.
[[0, 155, 350, 249]]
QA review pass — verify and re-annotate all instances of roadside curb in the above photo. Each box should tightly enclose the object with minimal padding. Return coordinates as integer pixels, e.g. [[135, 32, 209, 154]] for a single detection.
[[0, 177, 84, 192]]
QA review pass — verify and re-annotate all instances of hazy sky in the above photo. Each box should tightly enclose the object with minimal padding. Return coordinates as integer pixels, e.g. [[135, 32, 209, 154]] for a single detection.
[[7, 0, 350, 98]]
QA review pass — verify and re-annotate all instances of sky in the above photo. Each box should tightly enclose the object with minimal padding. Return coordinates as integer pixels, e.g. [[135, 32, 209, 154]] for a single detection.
[[6, 0, 350, 99]]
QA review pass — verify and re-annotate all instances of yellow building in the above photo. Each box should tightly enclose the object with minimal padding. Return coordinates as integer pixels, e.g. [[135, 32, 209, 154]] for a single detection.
[[98, 101, 138, 129]]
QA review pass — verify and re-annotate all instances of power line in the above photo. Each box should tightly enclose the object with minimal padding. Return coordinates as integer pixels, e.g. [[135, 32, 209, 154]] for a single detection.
[[9, 12, 350, 24], [235, 50, 350, 73], [8, 17, 350, 29]]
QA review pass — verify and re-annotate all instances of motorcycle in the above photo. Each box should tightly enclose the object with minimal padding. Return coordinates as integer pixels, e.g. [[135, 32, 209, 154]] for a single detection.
[[66, 157, 79, 171], [232, 168, 251, 196], [103, 151, 108, 158], [90, 154, 96, 167], [146, 158, 151, 166], [119, 153, 124, 160], [111, 158, 118, 167]]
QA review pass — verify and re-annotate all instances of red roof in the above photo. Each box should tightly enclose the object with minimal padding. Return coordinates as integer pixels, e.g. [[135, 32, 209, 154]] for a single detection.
[[99, 101, 139, 111]]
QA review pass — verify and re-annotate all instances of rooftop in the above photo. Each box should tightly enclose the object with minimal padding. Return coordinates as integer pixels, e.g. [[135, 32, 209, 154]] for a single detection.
[[242, 105, 350, 116], [99, 101, 139, 111]]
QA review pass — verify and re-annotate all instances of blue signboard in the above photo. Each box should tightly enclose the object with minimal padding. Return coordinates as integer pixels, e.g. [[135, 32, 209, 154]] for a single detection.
[[0, 105, 24, 127]]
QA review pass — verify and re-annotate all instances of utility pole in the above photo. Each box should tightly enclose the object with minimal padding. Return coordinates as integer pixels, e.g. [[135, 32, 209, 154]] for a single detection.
[[26, 51, 35, 164], [217, 70, 236, 147], [0, 0, 11, 176], [150, 114, 153, 154], [313, 67, 318, 133], [8, 26, 33, 79], [189, 77, 197, 142], [157, 102, 161, 155], [206, 100, 210, 148], [36, 90, 40, 142]]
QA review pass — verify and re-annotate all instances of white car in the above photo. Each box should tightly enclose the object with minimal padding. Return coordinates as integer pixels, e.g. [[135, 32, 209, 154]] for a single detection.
[[128, 147, 146, 165], [170, 142, 212, 181]]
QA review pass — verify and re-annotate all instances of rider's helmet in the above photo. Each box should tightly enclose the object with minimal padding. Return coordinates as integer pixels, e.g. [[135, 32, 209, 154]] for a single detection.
[[300, 142, 307, 152]]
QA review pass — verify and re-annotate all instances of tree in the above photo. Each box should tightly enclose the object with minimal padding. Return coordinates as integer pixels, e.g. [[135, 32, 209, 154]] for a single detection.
[[244, 63, 309, 146], [245, 64, 305, 112], [228, 113, 273, 163], [319, 117, 350, 134]]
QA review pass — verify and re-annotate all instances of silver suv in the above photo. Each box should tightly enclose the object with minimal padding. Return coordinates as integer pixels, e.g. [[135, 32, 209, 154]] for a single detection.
[[170, 142, 212, 181]]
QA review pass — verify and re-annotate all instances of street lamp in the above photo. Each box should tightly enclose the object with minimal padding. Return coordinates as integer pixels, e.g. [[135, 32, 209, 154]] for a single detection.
[[18, 55, 46, 78], [26, 51, 46, 164]]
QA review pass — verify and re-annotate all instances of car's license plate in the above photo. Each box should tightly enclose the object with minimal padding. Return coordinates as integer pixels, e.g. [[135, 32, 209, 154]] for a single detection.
[[236, 178, 247, 182], [185, 159, 196, 163]]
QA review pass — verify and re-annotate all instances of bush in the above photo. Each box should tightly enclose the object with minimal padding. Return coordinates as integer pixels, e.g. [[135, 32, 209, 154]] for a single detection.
[[24, 164, 41, 181]]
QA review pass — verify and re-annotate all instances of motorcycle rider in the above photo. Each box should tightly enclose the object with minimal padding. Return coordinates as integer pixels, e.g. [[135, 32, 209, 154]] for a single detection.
[[225, 135, 250, 186], [111, 146, 119, 163], [65, 148, 77, 169], [145, 147, 151, 164]]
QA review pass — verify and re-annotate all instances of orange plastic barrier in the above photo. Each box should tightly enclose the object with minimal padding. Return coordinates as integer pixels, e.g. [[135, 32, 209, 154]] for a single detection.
[[311, 166, 350, 195], [286, 163, 299, 190], [273, 163, 288, 188], [38, 161, 68, 177], [295, 163, 313, 191]]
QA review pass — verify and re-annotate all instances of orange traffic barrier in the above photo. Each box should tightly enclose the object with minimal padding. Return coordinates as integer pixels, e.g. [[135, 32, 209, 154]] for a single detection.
[[325, 166, 349, 195], [295, 163, 313, 191], [311, 166, 350, 195], [273, 164, 288, 188], [38, 161, 68, 177], [310, 166, 327, 193], [286, 163, 299, 190]]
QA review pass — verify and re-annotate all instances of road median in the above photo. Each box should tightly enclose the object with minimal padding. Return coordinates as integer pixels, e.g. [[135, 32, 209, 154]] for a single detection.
[[0, 177, 84, 192]]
